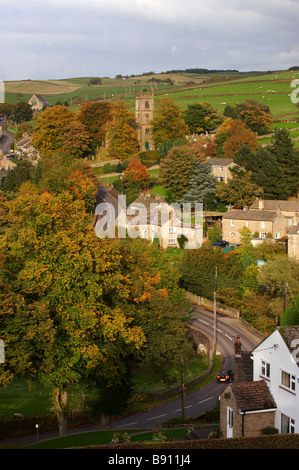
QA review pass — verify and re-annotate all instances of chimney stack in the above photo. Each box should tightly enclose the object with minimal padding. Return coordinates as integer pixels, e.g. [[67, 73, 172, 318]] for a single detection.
[[234, 336, 241, 357]]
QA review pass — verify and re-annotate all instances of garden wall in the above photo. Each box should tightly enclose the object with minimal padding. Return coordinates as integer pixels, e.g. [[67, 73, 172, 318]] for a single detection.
[[186, 292, 240, 318]]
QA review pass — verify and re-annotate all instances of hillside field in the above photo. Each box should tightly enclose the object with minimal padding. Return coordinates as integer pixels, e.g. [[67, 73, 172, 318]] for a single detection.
[[3, 69, 299, 120]]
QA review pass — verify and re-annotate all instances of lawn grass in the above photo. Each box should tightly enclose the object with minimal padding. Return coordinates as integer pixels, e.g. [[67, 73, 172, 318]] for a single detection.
[[0, 378, 52, 421], [23, 427, 192, 449], [131, 356, 209, 393]]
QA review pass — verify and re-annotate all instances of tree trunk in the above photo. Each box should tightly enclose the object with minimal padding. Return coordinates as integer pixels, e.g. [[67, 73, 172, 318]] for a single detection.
[[55, 387, 68, 436]]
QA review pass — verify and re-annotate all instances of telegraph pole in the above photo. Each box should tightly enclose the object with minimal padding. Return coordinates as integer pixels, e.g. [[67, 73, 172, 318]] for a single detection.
[[214, 292, 217, 353], [181, 358, 185, 419]]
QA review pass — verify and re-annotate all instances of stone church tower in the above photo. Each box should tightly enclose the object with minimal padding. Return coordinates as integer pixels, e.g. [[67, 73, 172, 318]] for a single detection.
[[135, 91, 154, 151]]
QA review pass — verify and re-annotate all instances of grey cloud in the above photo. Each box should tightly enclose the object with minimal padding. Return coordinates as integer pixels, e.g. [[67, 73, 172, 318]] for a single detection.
[[0, 0, 299, 80]]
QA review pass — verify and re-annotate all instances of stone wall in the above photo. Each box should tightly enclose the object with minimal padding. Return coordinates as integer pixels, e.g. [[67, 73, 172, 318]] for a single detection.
[[186, 292, 240, 318]]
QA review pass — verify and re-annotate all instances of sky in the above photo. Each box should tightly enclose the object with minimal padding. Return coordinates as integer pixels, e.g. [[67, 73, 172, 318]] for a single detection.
[[1, 0, 299, 81]]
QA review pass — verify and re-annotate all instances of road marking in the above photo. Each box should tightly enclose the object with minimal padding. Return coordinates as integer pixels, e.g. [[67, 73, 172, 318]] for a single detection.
[[198, 319, 209, 325], [147, 414, 167, 421], [115, 422, 138, 428], [175, 405, 192, 412], [198, 397, 214, 404], [225, 334, 233, 341]]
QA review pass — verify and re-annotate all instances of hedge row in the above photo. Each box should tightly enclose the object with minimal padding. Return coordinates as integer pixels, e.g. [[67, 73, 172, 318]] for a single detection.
[[96, 433, 299, 449]]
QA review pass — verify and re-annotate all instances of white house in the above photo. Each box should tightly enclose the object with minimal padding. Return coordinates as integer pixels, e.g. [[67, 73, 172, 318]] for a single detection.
[[251, 326, 299, 434]]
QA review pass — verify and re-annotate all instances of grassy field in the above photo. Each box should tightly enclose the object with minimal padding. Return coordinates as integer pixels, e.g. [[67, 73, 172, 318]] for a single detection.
[[0, 354, 214, 421], [5, 69, 299, 120]]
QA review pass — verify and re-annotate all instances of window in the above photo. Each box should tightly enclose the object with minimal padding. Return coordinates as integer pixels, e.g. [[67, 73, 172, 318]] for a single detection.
[[261, 221, 265, 229], [140, 230, 148, 239], [246, 221, 250, 227], [218, 177, 224, 182], [168, 238, 176, 245], [275, 232, 280, 239], [220, 166, 224, 172], [261, 360, 270, 379], [229, 232, 235, 237], [281, 414, 295, 434], [281, 370, 296, 392], [168, 227, 176, 233], [260, 232, 267, 239], [145, 101, 150, 109], [230, 219, 234, 227]]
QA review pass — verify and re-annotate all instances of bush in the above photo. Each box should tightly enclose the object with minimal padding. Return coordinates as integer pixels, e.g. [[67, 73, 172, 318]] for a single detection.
[[261, 426, 279, 435]]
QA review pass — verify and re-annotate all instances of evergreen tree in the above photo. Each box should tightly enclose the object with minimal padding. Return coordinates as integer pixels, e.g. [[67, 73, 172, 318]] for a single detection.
[[270, 128, 299, 197], [3, 160, 34, 193], [235, 145, 288, 200], [280, 294, 299, 326], [181, 161, 216, 206]]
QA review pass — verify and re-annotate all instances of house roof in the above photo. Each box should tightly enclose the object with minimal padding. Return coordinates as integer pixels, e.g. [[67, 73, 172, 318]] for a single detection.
[[34, 94, 50, 106], [250, 199, 299, 212], [277, 326, 299, 367], [230, 380, 276, 412], [207, 157, 234, 166], [223, 209, 278, 222], [253, 326, 299, 368]]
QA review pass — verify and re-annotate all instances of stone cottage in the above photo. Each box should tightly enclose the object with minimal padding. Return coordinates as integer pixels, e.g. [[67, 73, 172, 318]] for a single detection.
[[28, 94, 50, 112], [222, 206, 287, 245]]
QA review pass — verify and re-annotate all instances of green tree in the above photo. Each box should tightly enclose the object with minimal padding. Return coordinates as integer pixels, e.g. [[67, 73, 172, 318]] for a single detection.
[[3, 159, 34, 193], [280, 294, 299, 326], [12, 102, 33, 123], [159, 145, 206, 201], [184, 102, 224, 134], [270, 128, 299, 197], [216, 166, 262, 208], [235, 145, 288, 200]]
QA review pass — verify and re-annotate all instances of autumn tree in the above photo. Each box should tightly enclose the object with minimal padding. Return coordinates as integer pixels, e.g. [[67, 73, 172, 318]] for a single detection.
[[106, 101, 139, 159], [222, 119, 258, 159], [60, 121, 93, 159], [38, 154, 98, 212], [32, 105, 91, 157], [123, 158, 150, 189], [0, 191, 193, 432], [224, 100, 273, 135], [78, 101, 113, 149], [151, 97, 189, 148]]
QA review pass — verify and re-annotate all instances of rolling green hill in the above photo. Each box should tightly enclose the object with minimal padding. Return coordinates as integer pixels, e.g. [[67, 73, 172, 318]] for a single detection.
[[4, 69, 299, 121]]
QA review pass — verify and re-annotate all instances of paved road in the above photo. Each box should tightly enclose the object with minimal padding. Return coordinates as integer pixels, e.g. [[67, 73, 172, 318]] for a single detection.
[[0, 132, 14, 154], [94, 186, 122, 237], [0, 306, 261, 447]]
